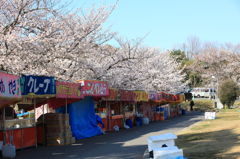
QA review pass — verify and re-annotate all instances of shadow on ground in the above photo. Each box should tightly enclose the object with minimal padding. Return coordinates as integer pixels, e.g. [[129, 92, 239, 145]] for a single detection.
[[16, 112, 203, 159], [176, 129, 240, 159]]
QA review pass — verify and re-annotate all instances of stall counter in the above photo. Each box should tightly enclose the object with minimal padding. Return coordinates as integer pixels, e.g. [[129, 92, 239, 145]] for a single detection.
[[0, 127, 36, 149], [0, 118, 36, 149], [109, 115, 124, 131]]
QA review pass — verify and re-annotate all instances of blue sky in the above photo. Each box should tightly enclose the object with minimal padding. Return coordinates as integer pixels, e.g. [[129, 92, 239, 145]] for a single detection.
[[69, 0, 240, 49]]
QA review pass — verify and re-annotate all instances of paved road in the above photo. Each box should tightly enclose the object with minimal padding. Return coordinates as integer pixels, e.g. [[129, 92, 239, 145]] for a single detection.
[[17, 112, 203, 159]]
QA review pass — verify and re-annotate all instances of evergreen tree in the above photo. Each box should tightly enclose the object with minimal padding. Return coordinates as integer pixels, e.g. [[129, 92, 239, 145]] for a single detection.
[[219, 79, 240, 108]]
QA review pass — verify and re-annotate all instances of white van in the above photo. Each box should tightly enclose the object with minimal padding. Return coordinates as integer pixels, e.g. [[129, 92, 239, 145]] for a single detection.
[[190, 88, 216, 99]]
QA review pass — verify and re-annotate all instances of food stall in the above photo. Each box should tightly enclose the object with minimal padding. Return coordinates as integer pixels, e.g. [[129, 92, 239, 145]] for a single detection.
[[152, 92, 186, 120], [78, 80, 109, 131], [169, 94, 185, 117], [119, 90, 137, 127], [0, 72, 23, 149], [134, 91, 149, 125], [101, 88, 124, 131], [148, 92, 161, 121], [44, 81, 84, 145], [134, 91, 149, 105], [96, 88, 118, 131], [102, 89, 140, 130], [149, 92, 172, 121], [15, 75, 56, 148], [56, 80, 109, 139]]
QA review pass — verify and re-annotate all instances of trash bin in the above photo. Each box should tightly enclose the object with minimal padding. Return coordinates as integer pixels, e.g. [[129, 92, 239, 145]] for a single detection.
[[181, 109, 186, 115], [125, 119, 133, 128], [143, 117, 149, 125], [136, 117, 143, 126]]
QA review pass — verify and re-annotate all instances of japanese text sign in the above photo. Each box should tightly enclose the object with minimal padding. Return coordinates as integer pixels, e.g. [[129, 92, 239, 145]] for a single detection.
[[0, 72, 21, 98], [56, 81, 83, 99], [148, 93, 158, 101], [21, 75, 56, 97], [149, 92, 167, 103], [78, 80, 109, 97], [134, 91, 149, 102]]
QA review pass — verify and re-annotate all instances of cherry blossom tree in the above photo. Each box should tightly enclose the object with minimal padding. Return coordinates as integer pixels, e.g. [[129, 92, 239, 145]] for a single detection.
[[88, 39, 187, 93], [140, 51, 187, 93], [192, 44, 240, 85], [0, 0, 187, 93], [0, 0, 115, 79]]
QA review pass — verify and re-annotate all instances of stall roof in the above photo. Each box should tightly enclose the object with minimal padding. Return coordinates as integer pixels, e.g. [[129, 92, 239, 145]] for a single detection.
[[17, 97, 51, 111], [0, 98, 21, 109]]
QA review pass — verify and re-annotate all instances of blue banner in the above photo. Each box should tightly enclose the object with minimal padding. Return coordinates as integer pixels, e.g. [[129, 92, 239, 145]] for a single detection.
[[21, 75, 56, 96]]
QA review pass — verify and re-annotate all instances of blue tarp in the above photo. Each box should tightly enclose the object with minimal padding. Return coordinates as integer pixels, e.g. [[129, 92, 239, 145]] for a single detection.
[[56, 97, 102, 140]]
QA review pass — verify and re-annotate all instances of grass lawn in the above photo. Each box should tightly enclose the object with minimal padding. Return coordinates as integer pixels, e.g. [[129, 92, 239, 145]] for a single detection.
[[176, 109, 240, 159]]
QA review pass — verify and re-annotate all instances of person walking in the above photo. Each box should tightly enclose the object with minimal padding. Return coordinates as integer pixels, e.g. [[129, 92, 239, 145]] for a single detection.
[[190, 100, 195, 111]]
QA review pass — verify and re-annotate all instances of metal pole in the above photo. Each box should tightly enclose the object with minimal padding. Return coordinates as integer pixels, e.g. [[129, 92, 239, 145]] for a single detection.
[[42, 104, 45, 124], [3, 106, 6, 145], [65, 98, 68, 114], [216, 77, 219, 98], [108, 102, 111, 131], [34, 98, 37, 148], [121, 102, 125, 128], [42, 104, 45, 145], [65, 98, 68, 145], [105, 101, 108, 131]]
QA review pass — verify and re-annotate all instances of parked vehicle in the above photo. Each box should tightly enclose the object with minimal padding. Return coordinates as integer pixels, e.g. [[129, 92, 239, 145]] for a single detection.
[[190, 88, 216, 99]]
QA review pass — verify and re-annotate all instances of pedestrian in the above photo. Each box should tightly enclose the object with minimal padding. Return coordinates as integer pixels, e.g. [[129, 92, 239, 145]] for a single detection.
[[190, 100, 195, 111]]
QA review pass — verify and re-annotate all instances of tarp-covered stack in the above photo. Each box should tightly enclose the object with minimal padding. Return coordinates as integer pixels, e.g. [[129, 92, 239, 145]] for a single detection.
[[46, 81, 83, 144], [67, 80, 109, 139]]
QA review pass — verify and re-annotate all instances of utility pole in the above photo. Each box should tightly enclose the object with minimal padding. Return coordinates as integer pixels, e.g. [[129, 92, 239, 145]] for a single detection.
[[212, 76, 223, 109]]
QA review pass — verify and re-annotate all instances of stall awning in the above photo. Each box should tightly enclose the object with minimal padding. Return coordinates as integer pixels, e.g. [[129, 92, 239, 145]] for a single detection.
[[48, 98, 80, 109], [18, 97, 52, 111]]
